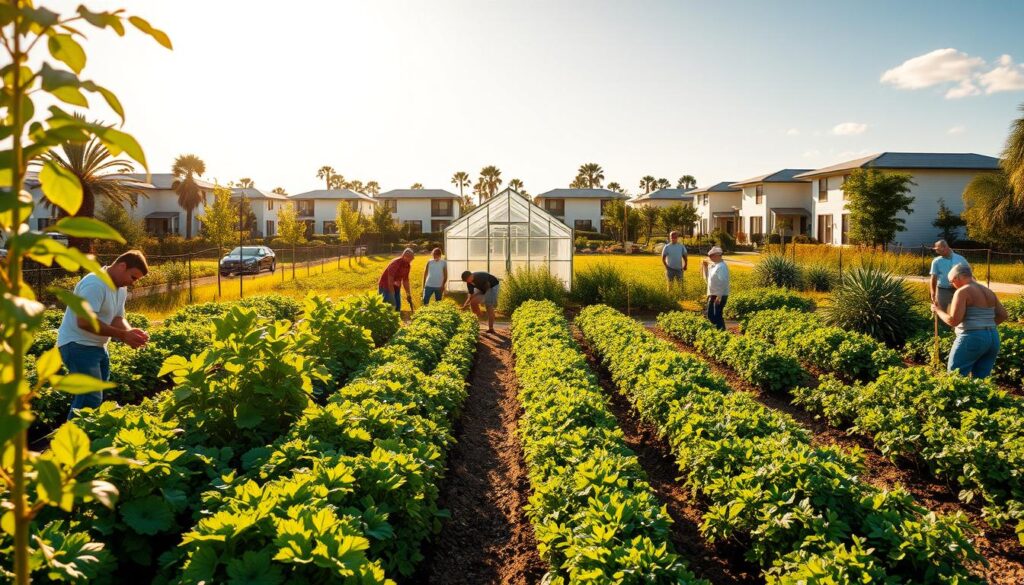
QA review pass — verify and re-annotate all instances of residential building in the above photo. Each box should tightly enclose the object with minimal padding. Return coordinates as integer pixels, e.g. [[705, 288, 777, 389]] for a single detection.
[[630, 188, 695, 209], [376, 188, 461, 234], [231, 187, 288, 238], [691, 181, 742, 236], [795, 152, 1000, 247], [288, 189, 377, 236], [731, 169, 812, 244], [533, 188, 628, 233]]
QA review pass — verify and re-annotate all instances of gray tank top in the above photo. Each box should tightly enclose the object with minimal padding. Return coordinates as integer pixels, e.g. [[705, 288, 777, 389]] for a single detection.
[[956, 305, 997, 333]]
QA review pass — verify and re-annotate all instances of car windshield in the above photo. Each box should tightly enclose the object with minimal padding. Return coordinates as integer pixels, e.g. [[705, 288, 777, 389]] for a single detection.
[[226, 247, 264, 257]]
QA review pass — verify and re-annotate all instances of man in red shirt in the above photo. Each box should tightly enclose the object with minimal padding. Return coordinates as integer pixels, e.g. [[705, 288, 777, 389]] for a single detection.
[[378, 248, 415, 311]]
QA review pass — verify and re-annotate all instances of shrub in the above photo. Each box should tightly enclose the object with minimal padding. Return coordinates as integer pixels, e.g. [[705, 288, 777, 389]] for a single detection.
[[498, 266, 567, 313], [1006, 295, 1024, 322], [821, 266, 918, 346], [723, 287, 814, 321], [754, 254, 801, 289], [336, 293, 401, 347], [571, 262, 676, 312], [802, 264, 836, 292], [163, 294, 302, 327], [994, 324, 1024, 388], [708, 228, 736, 253]]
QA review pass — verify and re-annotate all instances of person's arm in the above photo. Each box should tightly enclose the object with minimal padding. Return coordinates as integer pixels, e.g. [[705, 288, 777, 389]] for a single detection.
[[995, 297, 1009, 325], [441, 265, 448, 293], [929, 275, 938, 302], [462, 284, 473, 308], [422, 264, 429, 289], [682, 249, 688, 271], [934, 288, 967, 327], [403, 274, 413, 306], [661, 248, 669, 269]]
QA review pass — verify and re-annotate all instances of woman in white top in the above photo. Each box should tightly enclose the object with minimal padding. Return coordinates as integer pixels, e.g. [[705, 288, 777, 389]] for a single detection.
[[700, 246, 730, 330], [421, 247, 448, 305]]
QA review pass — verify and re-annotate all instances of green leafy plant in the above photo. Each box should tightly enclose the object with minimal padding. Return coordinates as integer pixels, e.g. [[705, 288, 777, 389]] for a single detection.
[[497, 266, 566, 313], [821, 265, 920, 346], [802, 264, 836, 292], [754, 254, 802, 289], [722, 287, 814, 321]]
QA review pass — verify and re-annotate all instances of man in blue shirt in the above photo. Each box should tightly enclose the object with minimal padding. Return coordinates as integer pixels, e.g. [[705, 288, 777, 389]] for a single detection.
[[661, 231, 688, 289], [930, 239, 969, 312]]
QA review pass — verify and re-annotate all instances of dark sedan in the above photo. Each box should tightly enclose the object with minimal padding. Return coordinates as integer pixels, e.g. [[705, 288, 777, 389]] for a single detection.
[[220, 246, 276, 276]]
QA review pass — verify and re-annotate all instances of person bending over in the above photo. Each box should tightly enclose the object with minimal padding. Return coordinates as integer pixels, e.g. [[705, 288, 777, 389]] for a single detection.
[[461, 270, 500, 333], [377, 248, 414, 311]]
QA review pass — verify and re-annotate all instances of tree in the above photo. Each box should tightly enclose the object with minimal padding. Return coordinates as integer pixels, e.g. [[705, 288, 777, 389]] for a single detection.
[[451, 171, 472, 209], [317, 165, 336, 190], [577, 162, 604, 188], [660, 203, 699, 236], [677, 174, 697, 189], [509, 178, 525, 192], [639, 175, 657, 194], [96, 201, 145, 249], [328, 174, 348, 190], [237, 177, 254, 189], [347, 180, 365, 194], [601, 199, 639, 242], [39, 116, 144, 252], [843, 168, 916, 248], [1003, 102, 1024, 205], [198, 185, 238, 296], [271, 187, 287, 195], [410, 182, 424, 189], [277, 202, 307, 279], [607, 182, 624, 193], [364, 180, 381, 196], [171, 153, 207, 239], [656, 178, 672, 190], [336, 202, 366, 266], [932, 198, 966, 244], [370, 203, 397, 238], [569, 175, 589, 189], [639, 205, 661, 241], [962, 170, 1024, 247], [479, 165, 502, 200]]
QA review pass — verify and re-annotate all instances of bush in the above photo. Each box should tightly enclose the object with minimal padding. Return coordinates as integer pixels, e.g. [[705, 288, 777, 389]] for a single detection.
[[571, 263, 676, 312], [994, 324, 1024, 388], [707, 228, 736, 253], [802, 264, 836, 292], [723, 287, 814, 321], [754, 254, 802, 289], [498, 266, 566, 313], [1006, 296, 1024, 322], [821, 266, 919, 346], [336, 293, 401, 347], [163, 294, 302, 327]]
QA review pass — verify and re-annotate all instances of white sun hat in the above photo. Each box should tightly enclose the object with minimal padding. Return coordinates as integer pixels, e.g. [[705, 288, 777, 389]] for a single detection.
[[707, 246, 724, 256]]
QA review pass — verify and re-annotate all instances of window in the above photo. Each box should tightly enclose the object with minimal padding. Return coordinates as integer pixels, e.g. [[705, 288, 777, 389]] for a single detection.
[[265, 220, 275, 237], [543, 198, 565, 216], [384, 199, 397, 212], [296, 200, 315, 216], [703, 193, 709, 205], [817, 214, 833, 243], [841, 213, 849, 244], [431, 220, 451, 232], [403, 220, 422, 235], [755, 185, 764, 204], [323, 220, 338, 235], [749, 216, 763, 237], [818, 178, 828, 203], [267, 200, 274, 211], [574, 219, 593, 231], [431, 199, 453, 217]]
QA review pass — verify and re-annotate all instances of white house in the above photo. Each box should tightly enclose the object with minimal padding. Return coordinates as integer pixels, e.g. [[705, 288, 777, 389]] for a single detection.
[[630, 188, 695, 209], [731, 169, 812, 244], [231, 187, 289, 238], [795, 152, 1001, 247], [534, 188, 628, 233], [288, 189, 377, 236], [691, 181, 742, 236], [376, 188, 461, 234]]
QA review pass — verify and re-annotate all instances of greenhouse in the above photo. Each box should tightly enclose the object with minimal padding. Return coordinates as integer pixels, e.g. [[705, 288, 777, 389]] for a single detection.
[[444, 188, 574, 289]]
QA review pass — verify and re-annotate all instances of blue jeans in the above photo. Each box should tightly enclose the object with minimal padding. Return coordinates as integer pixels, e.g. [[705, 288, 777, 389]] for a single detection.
[[422, 286, 442, 305], [379, 286, 401, 311], [59, 342, 109, 419], [948, 327, 1000, 379], [706, 295, 728, 330]]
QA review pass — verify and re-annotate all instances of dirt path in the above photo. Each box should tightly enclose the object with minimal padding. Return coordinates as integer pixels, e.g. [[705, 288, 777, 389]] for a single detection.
[[418, 329, 546, 585], [652, 327, 1024, 585], [573, 329, 761, 585]]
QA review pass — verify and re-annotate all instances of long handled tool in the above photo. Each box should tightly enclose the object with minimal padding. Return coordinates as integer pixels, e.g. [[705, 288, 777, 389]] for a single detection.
[[933, 312, 941, 369]]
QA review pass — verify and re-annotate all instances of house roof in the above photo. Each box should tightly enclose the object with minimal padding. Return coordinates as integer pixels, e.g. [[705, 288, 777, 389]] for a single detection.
[[535, 188, 628, 200], [289, 189, 377, 202], [231, 187, 289, 200], [377, 188, 459, 199], [115, 173, 217, 190], [689, 181, 741, 195], [632, 188, 695, 202], [794, 152, 1001, 179], [731, 169, 813, 187]]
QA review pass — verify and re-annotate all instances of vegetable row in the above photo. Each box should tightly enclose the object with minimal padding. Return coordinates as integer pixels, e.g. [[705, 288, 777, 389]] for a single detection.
[[578, 304, 983, 583]]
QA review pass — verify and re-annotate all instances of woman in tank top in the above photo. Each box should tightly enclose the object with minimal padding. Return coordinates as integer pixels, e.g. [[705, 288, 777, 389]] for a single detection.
[[932, 263, 1009, 378]]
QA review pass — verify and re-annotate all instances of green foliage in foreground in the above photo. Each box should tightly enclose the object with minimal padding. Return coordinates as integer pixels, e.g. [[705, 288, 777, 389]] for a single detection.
[[578, 305, 982, 583], [511, 301, 704, 584], [722, 287, 814, 321]]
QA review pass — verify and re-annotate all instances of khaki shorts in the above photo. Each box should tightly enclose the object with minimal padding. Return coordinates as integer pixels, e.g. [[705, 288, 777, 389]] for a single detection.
[[936, 287, 955, 313]]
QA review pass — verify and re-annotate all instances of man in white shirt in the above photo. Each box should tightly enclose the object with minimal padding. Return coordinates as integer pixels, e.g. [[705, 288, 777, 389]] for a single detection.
[[421, 247, 448, 305], [57, 250, 150, 418], [701, 246, 730, 330], [929, 239, 969, 313], [661, 231, 688, 289]]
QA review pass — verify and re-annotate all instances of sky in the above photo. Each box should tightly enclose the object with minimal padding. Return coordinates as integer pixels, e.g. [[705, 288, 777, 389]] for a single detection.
[[50, 0, 1024, 196]]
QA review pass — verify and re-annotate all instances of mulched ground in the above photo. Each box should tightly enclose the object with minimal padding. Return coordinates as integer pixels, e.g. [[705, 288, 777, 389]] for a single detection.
[[652, 326, 1024, 585], [417, 328, 547, 585]]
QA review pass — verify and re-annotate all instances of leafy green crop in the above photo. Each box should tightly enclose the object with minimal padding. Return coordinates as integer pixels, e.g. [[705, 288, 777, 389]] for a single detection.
[[722, 287, 814, 321]]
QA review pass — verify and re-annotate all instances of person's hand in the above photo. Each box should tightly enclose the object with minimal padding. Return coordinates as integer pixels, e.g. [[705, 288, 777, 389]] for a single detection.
[[715, 296, 723, 306], [121, 328, 148, 349], [930, 302, 939, 314]]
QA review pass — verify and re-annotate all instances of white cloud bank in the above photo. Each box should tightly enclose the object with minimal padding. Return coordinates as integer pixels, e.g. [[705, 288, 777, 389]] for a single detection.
[[881, 48, 1024, 98], [832, 122, 868, 136]]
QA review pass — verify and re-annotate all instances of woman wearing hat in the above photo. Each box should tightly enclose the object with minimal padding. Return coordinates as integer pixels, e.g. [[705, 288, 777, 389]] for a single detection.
[[932, 263, 1008, 378], [701, 246, 730, 330]]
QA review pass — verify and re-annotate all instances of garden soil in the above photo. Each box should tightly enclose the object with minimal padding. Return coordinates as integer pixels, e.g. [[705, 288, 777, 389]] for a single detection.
[[418, 328, 546, 585]]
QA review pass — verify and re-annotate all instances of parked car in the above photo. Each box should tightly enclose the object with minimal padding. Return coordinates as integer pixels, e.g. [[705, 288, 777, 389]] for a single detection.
[[220, 246, 276, 276]]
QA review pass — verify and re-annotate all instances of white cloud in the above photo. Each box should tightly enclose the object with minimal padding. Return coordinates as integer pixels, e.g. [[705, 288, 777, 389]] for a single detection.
[[832, 122, 868, 136], [786, 128, 800, 136], [947, 125, 966, 135], [802, 149, 821, 158], [881, 48, 1024, 98]]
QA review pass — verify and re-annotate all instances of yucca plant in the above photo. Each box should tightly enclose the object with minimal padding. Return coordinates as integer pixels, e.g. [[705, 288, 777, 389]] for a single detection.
[[803, 264, 836, 292], [821, 265, 917, 346], [754, 254, 802, 289]]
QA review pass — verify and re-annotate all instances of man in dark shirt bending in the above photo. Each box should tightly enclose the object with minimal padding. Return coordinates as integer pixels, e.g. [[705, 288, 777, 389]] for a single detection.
[[461, 270, 500, 333]]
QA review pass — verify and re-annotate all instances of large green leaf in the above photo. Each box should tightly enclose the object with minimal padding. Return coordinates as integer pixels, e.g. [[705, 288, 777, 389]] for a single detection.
[[47, 34, 87, 73], [120, 495, 174, 535], [51, 216, 126, 243], [52, 373, 116, 395], [36, 346, 63, 381], [39, 158, 83, 215], [34, 458, 64, 506], [128, 16, 172, 49], [97, 126, 146, 169], [51, 422, 92, 469], [50, 289, 98, 333], [226, 550, 284, 585]]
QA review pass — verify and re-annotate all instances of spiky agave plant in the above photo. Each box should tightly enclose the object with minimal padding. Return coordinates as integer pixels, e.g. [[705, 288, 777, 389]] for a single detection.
[[821, 265, 917, 346], [803, 264, 837, 292], [754, 254, 802, 289]]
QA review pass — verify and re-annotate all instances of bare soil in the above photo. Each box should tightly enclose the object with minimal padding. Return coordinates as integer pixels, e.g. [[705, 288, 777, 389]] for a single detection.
[[652, 326, 1024, 585], [417, 329, 547, 585]]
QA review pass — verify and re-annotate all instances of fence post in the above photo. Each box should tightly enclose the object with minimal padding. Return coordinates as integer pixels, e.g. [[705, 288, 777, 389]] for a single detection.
[[217, 246, 223, 298], [306, 247, 311, 277], [987, 248, 992, 287], [321, 244, 325, 274], [187, 246, 194, 304]]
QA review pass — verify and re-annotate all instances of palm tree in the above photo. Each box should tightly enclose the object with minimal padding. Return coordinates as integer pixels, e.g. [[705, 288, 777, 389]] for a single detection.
[[451, 171, 471, 206], [410, 182, 424, 189], [171, 154, 208, 239], [1002, 102, 1024, 205], [347, 179, 366, 194], [570, 176, 588, 189], [237, 177, 254, 188], [364, 180, 380, 196], [479, 165, 502, 201], [271, 187, 287, 195], [607, 181, 624, 193], [316, 165, 336, 190], [40, 120, 144, 251], [472, 178, 487, 203], [577, 162, 605, 188], [677, 174, 697, 189], [962, 170, 1024, 246], [508, 178, 525, 192], [328, 174, 348, 190], [639, 175, 657, 194], [656, 178, 672, 190]]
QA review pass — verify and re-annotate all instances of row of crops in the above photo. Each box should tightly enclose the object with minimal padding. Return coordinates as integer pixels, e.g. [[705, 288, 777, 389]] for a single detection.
[[16, 294, 477, 583]]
